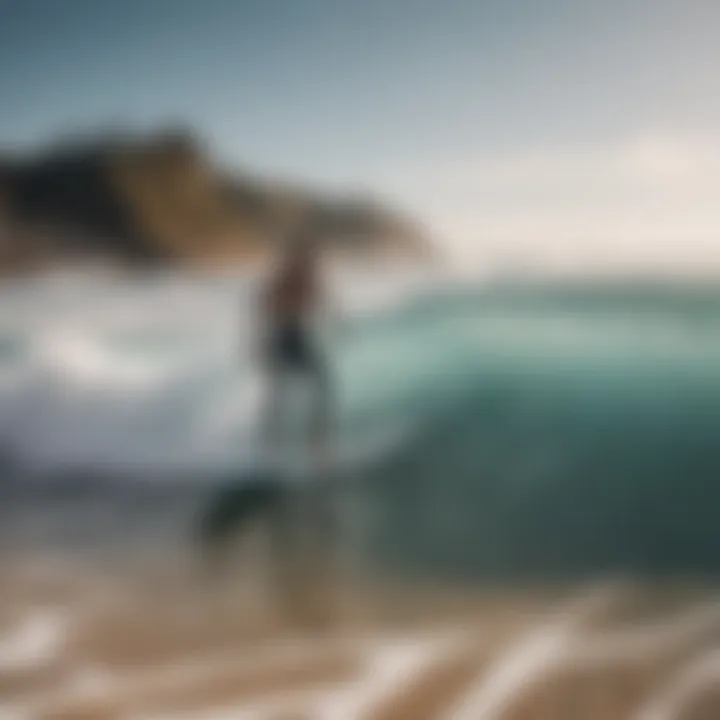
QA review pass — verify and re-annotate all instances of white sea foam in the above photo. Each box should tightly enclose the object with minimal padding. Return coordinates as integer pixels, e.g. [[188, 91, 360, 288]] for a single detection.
[[1, 262, 714, 480], [0, 264, 442, 478], [0, 607, 72, 672]]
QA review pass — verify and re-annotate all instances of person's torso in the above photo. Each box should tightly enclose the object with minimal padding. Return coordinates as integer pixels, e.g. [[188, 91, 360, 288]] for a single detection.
[[267, 263, 317, 324]]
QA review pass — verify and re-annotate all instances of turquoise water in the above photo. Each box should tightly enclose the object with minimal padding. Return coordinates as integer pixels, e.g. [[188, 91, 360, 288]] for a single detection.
[[2, 277, 720, 583], [349, 283, 720, 583]]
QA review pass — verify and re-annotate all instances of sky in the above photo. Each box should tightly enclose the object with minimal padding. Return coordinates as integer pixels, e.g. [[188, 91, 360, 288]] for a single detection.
[[1, 0, 720, 273]]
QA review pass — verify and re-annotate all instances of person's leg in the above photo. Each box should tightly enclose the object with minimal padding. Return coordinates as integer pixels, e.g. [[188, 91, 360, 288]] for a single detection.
[[258, 363, 288, 462], [307, 352, 334, 467], [268, 333, 339, 628], [258, 363, 305, 623], [268, 480, 305, 622], [303, 351, 342, 627]]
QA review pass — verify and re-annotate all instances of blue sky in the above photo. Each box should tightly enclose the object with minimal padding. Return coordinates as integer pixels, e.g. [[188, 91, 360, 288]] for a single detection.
[[2, 0, 720, 271]]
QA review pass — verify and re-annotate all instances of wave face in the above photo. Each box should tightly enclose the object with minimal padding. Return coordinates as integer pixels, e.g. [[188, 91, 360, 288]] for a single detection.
[[2, 270, 720, 581], [0, 265, 440, 475]]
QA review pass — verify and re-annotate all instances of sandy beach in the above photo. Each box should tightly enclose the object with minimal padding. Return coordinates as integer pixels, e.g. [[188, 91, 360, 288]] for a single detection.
[[1, 552, 718, 720]]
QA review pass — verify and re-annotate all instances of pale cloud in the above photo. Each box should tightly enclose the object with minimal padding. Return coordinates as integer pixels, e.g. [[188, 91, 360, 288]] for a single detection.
[[379, 133, 720, 274]]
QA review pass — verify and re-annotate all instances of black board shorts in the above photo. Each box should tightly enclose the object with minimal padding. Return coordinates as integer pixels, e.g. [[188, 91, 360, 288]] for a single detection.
[[263, 322, 332, 436], [267, 323, 326, 378]]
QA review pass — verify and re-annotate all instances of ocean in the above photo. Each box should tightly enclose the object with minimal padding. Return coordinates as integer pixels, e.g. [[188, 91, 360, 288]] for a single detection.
[[1, 266, 720, 585]]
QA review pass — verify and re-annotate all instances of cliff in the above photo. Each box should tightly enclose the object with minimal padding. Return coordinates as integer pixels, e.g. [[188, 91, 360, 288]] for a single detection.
[[0, 129, 430, 273]]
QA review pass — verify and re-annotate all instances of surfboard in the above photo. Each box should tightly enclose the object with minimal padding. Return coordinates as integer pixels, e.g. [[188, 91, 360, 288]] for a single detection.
[[197, 471, 285, 550]]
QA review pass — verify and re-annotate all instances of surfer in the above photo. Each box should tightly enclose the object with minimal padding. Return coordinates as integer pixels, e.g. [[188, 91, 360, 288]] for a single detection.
[[257, 228, 333, 464], [199, 230, 339, 627], [255, 229, 340, 626]]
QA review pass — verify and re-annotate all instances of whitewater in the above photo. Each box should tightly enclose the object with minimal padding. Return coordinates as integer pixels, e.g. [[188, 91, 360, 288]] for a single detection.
[[0, 263, 452, 476], [2, 264, 720, 581]]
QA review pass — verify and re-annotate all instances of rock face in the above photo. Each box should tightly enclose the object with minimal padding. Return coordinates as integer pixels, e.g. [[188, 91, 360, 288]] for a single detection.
[[0, 129, 430, 273]]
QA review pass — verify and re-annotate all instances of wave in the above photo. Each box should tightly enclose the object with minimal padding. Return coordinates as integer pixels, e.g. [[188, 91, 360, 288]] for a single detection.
[[3, 272, 720, 581], [0, 266, 443, 475]]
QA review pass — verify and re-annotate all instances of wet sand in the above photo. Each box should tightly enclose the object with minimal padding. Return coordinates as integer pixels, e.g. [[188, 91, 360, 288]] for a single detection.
[[1, 552, 719, 720]]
